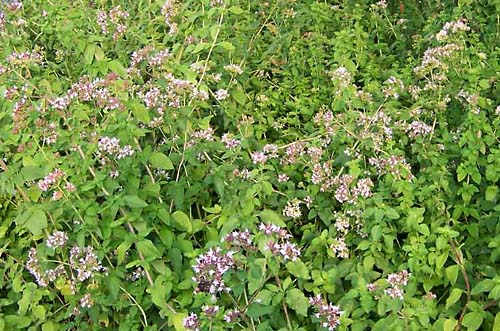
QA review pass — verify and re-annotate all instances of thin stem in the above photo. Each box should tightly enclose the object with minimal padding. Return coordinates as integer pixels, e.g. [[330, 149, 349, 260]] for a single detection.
[[275, 274, 292, 330], [450, 239, 471, 331], [120, 286, 148, 327]]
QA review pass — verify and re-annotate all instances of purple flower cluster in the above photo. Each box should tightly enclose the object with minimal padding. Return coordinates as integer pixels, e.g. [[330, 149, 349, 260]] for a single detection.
[[311, 162, 332, 187], [221, 133, 241, 149], [69, 246, 107, 282], [259, 223, 301, 261], [309, 294, 344, 331], [37, 168, 65, 191], [282, 198, 302, 219], [224, 64, 243, 75], [384, 270, 410, 299], [26, 248, 47, 287], [97, 136, 134, 161], [333, 175, 373, 204], [382, 76, 405, 99], [313, 110, 335, 136], [192, 247, 235, 294], [161, 0, 179, 35], [369, 155, 414, 180], [46, 231, 68, 249], [232, 167, 251, 180], [436, 18, 470, 41], [406, 121, 433, 138], [414, 43, 462, 77], [183, 312, 200, 331], [97, 5, 129, 40], [49, 75, 123, 112], [223, 230, 253, 250], [328, 66, 353, 91], [281, 141, 306, 165], [6, 49, 43, 66], [330, 237, 349, 259]]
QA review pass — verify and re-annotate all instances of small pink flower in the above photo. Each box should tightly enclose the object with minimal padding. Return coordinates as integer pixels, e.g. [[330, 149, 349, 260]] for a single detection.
[[277, 173, 289, 182], [52, 191, 63, 201]]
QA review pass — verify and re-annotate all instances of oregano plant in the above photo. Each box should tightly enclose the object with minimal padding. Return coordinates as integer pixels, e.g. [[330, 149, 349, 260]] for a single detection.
[[0, 0, 499, 330]]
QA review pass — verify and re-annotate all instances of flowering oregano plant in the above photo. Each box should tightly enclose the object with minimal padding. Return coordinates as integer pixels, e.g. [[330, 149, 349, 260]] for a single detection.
[[0, 1, 499, 331]]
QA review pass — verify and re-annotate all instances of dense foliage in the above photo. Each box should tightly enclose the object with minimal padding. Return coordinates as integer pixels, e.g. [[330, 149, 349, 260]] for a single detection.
[[0, 0, 499, 330]]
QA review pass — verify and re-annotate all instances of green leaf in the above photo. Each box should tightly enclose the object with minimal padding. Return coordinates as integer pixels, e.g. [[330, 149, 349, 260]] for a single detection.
[[136, 239, 161, 259], [493, 313, 500, 331], [123, 195, 148, 208], [171, 313, 188, 331], [485, 185, 498, 201], [171, 211, 192, 233], [84, 43, 95, 64], [462, 312, 483, 331], [228, 6, 244, 14], [446, 288, 463, 309], [202, 205, 221, 214], [444, 319, 457, 331], [232, 88, 246, 105], [445, 265, 459, 285], [33, 305, 46, 321], [286, 288, 309, 316], [108, 60, 128, 78], [258, 210, 286, 227], [384, 207, 400, 220], [286, 260, 310, 280], [107, 275, 121, 299], [15, 209, 47, 236], [218, 41, 235, 52], [471, 279, 495, 295], [116, 241, 132, 265], [20, 166, 45, 182], [248, 261, 265, 294], [128, 100, 150, 123], [42, 322, 57, 331], [150, 152, 174, 170], [95, 46, 105, 61], [193, 42, 210, 53], [247, 303, 275, 318]]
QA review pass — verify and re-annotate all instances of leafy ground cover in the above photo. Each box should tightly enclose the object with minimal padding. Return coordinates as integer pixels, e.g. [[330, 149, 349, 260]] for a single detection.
[[0, 0, 499, 330]]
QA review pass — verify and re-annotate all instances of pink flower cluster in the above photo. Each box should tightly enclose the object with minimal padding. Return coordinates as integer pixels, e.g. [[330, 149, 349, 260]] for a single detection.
[[384, 270, 410, 299], [161, 0, 179, 35], [97, 136, 135, 160], [192, 247, 235, 294], [436, 18, 470, 41], [260, 223, 301, 261], [406, 120, 433, 138], [382, 76, 405, 99], [223, 230, 253, 250], [328, 66, 353, 91], [282, 141, 306, 165], [183, 312, 200, 331], [6, 49, 43, 66], [414, 43, 462, 77], [50, 75, 123, 112], [221, 133, 241, 149], [26, 248, 47, 287], [369, 155, 414, 180], [97, 5, 129, 40], [283, 198, 302, 219], [69, 246, 107, 282], [251, 144, 279, 165], [333, 175, 373, 204], [309, 294, 344, 330], [46, 231, 68, 249], [37, 168, 65, 191]]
